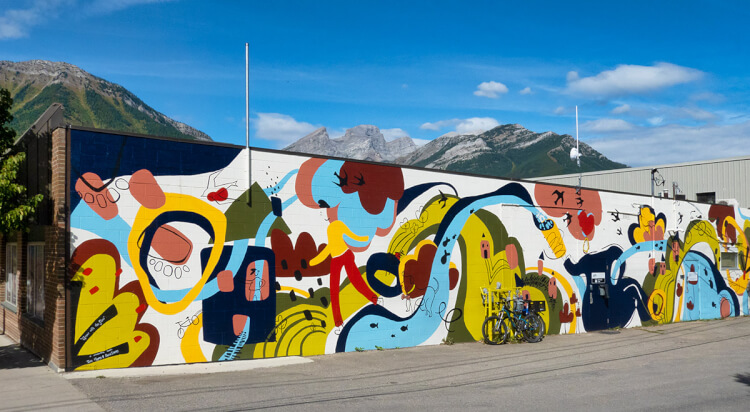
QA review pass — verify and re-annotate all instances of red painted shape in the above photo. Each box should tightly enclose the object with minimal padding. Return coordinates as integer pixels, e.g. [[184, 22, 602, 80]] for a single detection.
[[720, 298, 731, 318], [548, 277, 558, 299], [687, 301, 694, 310], [505, 244, 518, 269], [480, 240, 490, 259], [141, 224, 193, 265], [233, 314, 249, 336], [129, 169, 166, 209], [89, 286, 99, 295], [115, 268, 122, 277], [559, 302, 574, 323], [215, 187, 229, 201], [83, 268, 93, 276], [217, 270, 234, 292], [207, 187, 229, 202], [578, 212, 595, 236], [676, 283, 683, 297], [75, 172, 119, 220], [136, 304, 147, 313], [134, 336, 142, 343]]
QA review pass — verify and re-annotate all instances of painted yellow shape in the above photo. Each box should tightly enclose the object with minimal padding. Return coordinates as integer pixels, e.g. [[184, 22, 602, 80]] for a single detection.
[[654, 221, 719, 323], [632, 207, 666, 243], [73, 254, 152, 370], [721, 216, 750, 295], [541, 223, 566, 258], [255, 280, 372, 358], [310, 220, 369, 266], [128, 193, 227, 315], [457, 215, 518, 342], [181, 313, 207, 363], [647, 289, 667, 322], [279, 286, 311, 298], [388, 196, 459, 255]]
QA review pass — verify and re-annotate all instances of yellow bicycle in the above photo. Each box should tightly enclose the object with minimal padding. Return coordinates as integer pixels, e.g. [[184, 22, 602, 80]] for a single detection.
[[481, 287, 545, 344]]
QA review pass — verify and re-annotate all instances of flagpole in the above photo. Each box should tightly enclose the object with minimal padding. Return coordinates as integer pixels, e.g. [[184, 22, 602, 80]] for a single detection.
[[246, 42, 252, 206]]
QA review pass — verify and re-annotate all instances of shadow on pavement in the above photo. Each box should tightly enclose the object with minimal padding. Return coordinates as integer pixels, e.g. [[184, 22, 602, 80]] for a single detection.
[[734, 373, 750, 387], [0, 340, 46, 370]]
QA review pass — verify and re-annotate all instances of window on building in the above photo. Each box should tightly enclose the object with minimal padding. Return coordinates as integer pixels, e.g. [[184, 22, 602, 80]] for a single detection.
[[5, 243, 18, 307], [27, 243, 45, 319], [696, 192, 716, 204], [721, 251, 739, 270]]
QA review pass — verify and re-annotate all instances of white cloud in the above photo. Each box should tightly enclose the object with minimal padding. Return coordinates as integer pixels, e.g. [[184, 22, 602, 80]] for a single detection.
[[381, 128, 409, 141], [677, 107, 718, 122], [611, 104, 631, 114], [420, 119, 458, 131], [254, 113, 318, 146], [456, 117, 500, 134], [412, 138, 431, 146], [0, 0, 176, 40], [420, 117, 499, 135], [0, 0, 70, 40], [473, 81, 508, 98], [581, 118, 635, 132], [567, 71, 579, 82], [554, 106, 566, 115], [567, 63, 703, 96], [648, 117, 664, 126], [589, 121, 750, 167], [85, 0, 177, 15], [690, 91, 725, 104], [519, 87, 532, 95]]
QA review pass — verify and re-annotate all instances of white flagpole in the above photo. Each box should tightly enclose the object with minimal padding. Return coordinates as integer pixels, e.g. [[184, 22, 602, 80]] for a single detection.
[[245, 42, 249, 148], [246, 42, 252, 205], [575, 105, 582, 194]]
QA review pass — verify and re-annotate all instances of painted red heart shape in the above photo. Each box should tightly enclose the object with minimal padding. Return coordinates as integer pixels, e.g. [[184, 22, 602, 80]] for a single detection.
[[207, 187, 229, 202], [578, 211, 595, 236], [215, 187, 229, 201]]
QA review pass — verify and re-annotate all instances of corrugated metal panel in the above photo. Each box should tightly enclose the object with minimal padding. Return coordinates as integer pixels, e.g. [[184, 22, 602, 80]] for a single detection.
[[534, 157, 750, 207]]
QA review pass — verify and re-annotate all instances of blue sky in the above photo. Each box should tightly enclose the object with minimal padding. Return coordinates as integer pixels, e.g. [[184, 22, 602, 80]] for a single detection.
[[2, 0, 749, 167]]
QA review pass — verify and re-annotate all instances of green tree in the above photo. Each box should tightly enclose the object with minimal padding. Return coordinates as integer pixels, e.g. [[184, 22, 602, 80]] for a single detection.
[[0, 88, 43, 234]]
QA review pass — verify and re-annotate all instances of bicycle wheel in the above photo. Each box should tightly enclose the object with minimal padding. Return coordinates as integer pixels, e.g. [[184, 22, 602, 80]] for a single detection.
[[522, 313, 545, 343], [482, 315, 509, 345]]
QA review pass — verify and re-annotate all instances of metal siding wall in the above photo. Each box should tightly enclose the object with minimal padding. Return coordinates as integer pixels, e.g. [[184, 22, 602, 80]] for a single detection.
[[534, 158, 750, 207]]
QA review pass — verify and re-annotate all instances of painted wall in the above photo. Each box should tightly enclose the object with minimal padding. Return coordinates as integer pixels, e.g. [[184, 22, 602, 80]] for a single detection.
[[68, 129, 750, 370]]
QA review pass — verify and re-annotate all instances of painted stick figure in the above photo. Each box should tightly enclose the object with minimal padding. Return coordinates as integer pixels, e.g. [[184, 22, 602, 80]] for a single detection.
[[310, 220, 378, 327]]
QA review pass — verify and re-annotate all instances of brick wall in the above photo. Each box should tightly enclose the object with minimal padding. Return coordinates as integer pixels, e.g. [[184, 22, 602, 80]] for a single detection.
[[2, 127, 68, 371]]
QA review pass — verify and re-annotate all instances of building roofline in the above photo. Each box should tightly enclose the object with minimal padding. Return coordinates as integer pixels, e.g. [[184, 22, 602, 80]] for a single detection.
[[535, 154, 750, 180], [64, 125, 724, 207]]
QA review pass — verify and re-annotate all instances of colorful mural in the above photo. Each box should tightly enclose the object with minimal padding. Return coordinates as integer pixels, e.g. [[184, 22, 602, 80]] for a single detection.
[[68, 130, 750, 369]]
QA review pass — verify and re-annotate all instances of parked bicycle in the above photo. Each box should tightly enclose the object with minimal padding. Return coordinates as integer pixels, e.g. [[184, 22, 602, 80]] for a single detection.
[[481, 287, 546, 344]]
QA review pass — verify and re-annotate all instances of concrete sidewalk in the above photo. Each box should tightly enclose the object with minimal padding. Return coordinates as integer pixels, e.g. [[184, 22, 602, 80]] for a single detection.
[[4, 317, 750, 411], [0, 334, 102, 411], [0, 333, 311, 411]]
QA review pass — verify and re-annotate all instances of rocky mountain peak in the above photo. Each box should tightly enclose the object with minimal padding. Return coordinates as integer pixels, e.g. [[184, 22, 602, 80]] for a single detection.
[[284, 124, 418, 162], [1, 59, 211, 141]]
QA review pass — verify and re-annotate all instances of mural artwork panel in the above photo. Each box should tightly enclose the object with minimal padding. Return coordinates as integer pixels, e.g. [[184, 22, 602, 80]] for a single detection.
[[68, 130, 750, 369]]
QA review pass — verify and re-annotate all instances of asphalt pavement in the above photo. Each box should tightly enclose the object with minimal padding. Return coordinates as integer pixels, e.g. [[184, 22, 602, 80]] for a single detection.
[[3, 317, 750, 411]]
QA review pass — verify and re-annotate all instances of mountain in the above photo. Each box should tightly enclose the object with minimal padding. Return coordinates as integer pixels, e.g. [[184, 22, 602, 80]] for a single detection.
[[396, 124, 626, 178], [285, 122, 626, 178], [0, 60, 211, 141], [284, 124, 417, 161]]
